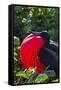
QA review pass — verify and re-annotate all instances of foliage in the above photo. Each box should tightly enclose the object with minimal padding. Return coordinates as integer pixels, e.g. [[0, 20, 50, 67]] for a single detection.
[[14, 6, 59, 42]]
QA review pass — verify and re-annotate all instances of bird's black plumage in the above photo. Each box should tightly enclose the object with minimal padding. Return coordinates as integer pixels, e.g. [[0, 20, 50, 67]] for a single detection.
[[40, 45, 59, 77]]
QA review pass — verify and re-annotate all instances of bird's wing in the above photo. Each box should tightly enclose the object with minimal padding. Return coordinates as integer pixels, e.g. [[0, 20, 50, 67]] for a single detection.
[[39, 44, 59, 77]]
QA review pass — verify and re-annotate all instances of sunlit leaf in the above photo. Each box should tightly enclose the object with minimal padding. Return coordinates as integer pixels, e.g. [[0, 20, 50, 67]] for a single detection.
[[16, 71, 29, 79], [14, 52, 17, 56], [35, 73, 49, 83], [14, 36, 20, 46], [52, 79, 59, 82], [26, 67, 36, 77]]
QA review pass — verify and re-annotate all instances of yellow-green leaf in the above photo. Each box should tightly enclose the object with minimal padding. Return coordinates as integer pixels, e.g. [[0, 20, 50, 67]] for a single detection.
[[16, 71, 29, 79]]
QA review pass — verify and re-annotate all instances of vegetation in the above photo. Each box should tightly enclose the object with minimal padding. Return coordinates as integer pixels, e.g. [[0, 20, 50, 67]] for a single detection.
[[13, 6, 59, 85]]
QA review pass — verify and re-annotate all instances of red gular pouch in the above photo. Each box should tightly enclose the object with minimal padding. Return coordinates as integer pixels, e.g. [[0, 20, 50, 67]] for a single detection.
[[20, 33, 47, 73]]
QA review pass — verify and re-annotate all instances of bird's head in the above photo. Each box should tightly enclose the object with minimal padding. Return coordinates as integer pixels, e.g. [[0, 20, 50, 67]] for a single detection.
[[26, 30, 50, 45]]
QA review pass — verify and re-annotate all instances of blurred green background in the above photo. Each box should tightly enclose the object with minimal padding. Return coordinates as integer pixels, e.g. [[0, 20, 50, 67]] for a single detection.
[[14, 5, 59, 42]]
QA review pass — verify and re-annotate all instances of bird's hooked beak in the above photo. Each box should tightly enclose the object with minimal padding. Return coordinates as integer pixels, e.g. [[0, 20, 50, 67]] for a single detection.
[[38, 31, 50, 44]]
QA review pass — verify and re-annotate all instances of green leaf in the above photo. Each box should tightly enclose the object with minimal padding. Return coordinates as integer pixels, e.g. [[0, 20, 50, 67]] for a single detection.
[[35, 73, 49, 83], [16, 71, 29, 79], [14, 36, 20, 46], [14, 56, 18, 61], [26, 67, 36, 77], [51, 79, 59, 82], [44, 70, 56, 79], [14, 52, 17, 56]]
